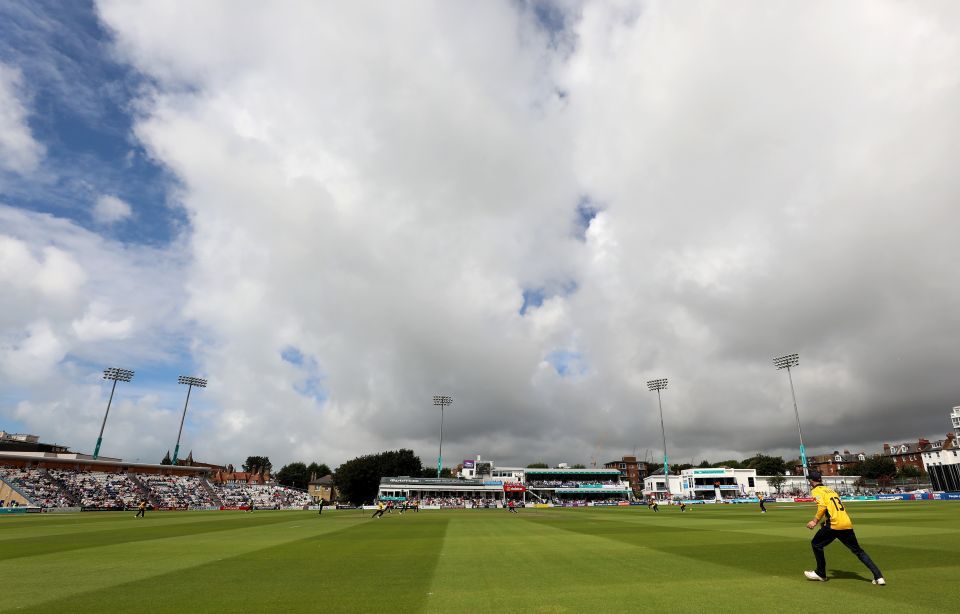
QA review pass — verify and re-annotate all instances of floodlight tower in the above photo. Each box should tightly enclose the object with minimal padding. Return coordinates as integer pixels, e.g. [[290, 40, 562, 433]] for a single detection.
[[93, 367, 135, 460], [172, 375, 207, 465], [774, 353, 808, 483], [433, 395, 453, 478], [647, 378, 670, 496]]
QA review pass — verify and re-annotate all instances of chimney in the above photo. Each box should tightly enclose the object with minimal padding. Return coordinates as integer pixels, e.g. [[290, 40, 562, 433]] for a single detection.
[[843, 450, 850, 454], [883, 443, 890, 453], [918, 438, 929, 448]]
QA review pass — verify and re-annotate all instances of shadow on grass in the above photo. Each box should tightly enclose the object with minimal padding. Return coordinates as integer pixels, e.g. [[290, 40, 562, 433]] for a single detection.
[[21, 517, 450, 614], [0, 513, 303, 562], [827, 569, 873, 583]]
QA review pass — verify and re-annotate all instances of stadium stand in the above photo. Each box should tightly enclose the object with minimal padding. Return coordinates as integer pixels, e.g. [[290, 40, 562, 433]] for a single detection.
[[212, 484, 312, 509], [139, 474, 219, 509], [47, 469, 142, 508], [0, 467, 74, 508]]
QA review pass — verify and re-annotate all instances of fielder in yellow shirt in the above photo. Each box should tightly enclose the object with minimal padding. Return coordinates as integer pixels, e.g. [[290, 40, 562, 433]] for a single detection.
[[803, 471, 885, 585]]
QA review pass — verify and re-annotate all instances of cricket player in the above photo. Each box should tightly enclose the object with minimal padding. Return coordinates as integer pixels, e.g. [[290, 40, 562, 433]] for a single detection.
[[803, 471, 885, 585]]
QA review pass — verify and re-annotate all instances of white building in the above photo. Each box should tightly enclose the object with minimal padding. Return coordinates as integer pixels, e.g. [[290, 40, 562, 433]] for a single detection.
[[952, 406, 960, 440], [644, 467, 860, 500], [921, 434, 960, 491]]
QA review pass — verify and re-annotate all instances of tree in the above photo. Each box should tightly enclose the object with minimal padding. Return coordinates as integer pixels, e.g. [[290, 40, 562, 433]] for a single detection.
[[839, 463, 863, 476], [768, 474, 786, 494], [859, 456, 897, 481], [571, 464, 587, 469], [715, 459, 742, 469], [743, 454, 786, 476], [242, 456, 272, 476], [697, 460, 711, 468], [334, 449, 423, 504], [160, 450, 172, 465], [276, 462, 310, 490], [307, 462, 332, 479], [526, 463, 548, 468], [670, 463, 694, 473], [897, 464, 922, 479]]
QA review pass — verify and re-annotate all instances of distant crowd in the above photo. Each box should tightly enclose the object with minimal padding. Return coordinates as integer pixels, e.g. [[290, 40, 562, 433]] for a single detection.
[[215, 484, 312, 508], [0, 466, 311, 510]]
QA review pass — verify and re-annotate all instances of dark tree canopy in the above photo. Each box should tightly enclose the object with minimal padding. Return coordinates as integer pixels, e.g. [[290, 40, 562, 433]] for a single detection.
[[840, 456, 897, 480], [570, 464, 587, 469], [276, 462, 310, 490], [242, 456, 272, 476], [897, 464, 922, 479], [714, 459, 743, 469], [307, 462, 332, 479], [334, 449, 423, 504], [742, 454, 786, 476], [860, 456, 897, 480], [526, 463, 548, 468]]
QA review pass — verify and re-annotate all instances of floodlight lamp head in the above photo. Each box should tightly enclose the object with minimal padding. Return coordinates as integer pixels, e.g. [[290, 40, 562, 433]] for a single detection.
[[646, 378, 668, 391], [178, 375, 208, 388], [433, 395, 453, 406], [103, 367, 134, 382], [773, 353, 799, 370]]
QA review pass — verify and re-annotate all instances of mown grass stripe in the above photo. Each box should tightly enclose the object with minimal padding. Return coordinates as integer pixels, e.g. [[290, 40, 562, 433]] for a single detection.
[[17, 514, 449, 614]]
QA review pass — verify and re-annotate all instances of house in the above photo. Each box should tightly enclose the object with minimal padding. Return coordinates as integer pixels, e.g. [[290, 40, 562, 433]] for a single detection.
[[603, 455, 646, 495], [807, 450, 866, 477], [308, 474, 337, 503], [882, 441, 927, 472]]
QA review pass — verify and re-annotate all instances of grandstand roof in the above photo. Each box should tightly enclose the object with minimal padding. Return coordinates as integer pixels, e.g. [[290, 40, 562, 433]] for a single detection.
[[380, 476, 485, 486], [0, 452, 210, 475]]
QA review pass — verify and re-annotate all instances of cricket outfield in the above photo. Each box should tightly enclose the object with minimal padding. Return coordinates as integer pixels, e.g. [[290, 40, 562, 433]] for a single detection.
[[1, 502, 955, 612]]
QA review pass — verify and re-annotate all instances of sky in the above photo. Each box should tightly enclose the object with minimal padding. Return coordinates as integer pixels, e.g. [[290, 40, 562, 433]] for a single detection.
[[1, 0, 959, 471]]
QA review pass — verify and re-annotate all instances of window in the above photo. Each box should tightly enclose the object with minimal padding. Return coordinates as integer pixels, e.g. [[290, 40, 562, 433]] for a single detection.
[[748, 477, 755, 487], [619, 463, 626, 469]]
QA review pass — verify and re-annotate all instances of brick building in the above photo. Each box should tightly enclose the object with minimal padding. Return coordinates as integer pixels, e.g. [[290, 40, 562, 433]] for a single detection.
[[807, 450, 867, 476], [881, 441, 926, 472], [603, 455, 646, 495]]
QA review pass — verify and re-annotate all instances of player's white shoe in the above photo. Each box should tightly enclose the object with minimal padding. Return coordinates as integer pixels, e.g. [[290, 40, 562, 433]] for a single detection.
[[804, 571, 826, 581], [872, 578, 886, 585]]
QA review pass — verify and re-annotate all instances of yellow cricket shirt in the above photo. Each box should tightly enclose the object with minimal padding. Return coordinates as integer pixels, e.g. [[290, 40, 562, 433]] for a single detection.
[[812, 484, 853, 530]]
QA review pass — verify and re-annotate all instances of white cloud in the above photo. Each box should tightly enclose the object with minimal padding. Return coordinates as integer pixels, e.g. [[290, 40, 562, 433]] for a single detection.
[[8, 0, 952, 469], [0, 62, 44, 174], [0, 204, 190, 457], [92, 194, 133, 224]]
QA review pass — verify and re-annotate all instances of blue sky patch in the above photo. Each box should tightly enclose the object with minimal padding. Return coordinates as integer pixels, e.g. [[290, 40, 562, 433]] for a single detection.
[[574, 195, 601, 240], [546, 350, 586, 378], [281, 347, 327, 403], [0, 0, 181, 247]]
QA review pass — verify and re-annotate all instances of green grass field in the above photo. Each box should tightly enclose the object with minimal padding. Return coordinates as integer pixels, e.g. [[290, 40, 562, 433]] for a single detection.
[[1, 502, 956, 613]]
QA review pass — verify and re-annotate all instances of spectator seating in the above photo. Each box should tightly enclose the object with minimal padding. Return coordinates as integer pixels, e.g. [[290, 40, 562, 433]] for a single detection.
[[212, 484, 312, 508]]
